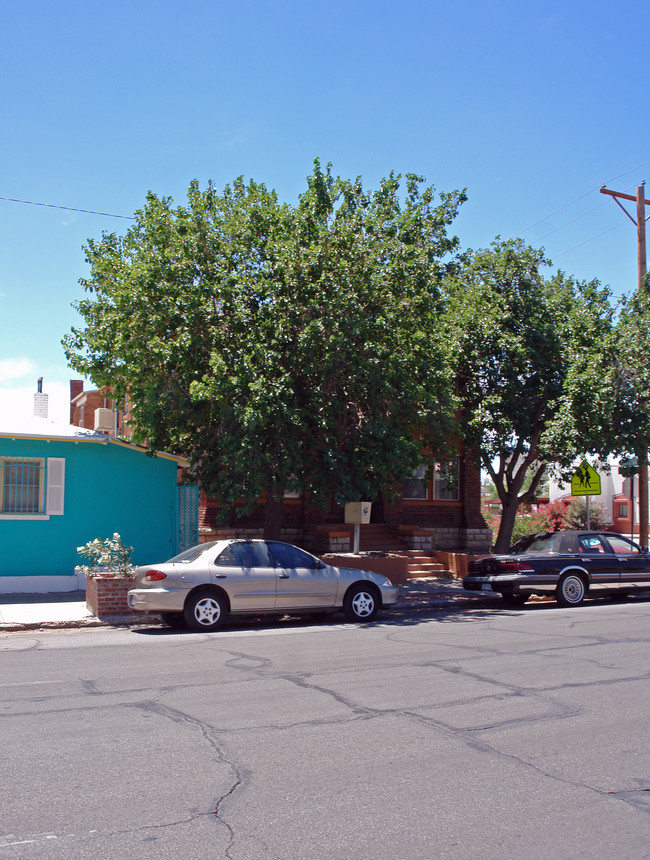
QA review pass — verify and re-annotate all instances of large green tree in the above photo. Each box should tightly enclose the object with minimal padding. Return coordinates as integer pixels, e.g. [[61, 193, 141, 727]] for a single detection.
[[64, 162, 466, 536], [443, 238, 617, 552]]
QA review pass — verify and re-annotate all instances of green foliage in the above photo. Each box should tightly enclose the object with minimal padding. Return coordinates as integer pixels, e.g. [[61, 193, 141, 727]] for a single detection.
[[483, 500, 569, 549], [77, 533, 135, 578], [64, 162, 466, 529], [609, 287, 650, 456], [444, 238, 617, 551], [564, 499, 612, 530]]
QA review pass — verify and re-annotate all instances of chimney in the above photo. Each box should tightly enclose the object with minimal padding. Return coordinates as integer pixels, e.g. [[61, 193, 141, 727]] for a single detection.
[[70, 380, 84, 424], [33, 378, 49, 419]]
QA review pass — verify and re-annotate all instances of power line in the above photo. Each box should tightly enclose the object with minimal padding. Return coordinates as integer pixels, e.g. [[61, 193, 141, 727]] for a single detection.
[[517, 158, 650, 237], [532, 199, 609, 244], [0, 195, 135, 220], [553, 220, 627, 259], [532, 181, 643, 246]]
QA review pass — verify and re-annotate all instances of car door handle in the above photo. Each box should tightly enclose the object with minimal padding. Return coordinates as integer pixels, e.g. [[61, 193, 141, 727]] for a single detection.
[[277, 572, 290, 579], [214, 573, 227, 578]]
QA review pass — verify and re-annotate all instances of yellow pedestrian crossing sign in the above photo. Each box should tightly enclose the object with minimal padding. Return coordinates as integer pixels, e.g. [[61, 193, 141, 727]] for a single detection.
[[571, 460, 601, 496]]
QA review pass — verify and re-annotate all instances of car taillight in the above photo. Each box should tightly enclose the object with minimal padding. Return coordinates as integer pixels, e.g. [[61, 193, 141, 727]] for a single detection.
[[498, 562, 534, 573], [144, 569, 167, 581]]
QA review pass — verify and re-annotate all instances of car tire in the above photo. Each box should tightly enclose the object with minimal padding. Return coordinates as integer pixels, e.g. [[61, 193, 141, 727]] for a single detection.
[[160, 612, 187, 629], [555, 572, 586, 607], [184, 591, 228, 632], [501, 593, 528, 607], [343, 584, 379, 622]]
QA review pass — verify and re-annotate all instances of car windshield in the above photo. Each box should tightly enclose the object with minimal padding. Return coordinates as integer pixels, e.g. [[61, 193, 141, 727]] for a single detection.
[[166, 542, 218, 563]]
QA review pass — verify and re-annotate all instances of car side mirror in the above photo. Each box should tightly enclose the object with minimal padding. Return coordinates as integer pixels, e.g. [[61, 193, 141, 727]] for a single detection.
[[313, 560, 325, 570], [643, 546, 649, 554]]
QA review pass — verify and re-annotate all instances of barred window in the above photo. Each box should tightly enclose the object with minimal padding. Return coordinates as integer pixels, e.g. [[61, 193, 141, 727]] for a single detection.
[[1, 458, 45, 514]]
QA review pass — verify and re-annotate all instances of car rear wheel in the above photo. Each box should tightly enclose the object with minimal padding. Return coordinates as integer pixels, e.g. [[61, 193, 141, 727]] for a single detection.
[[556, 573, 586, 607], [184, 591, 228, 632], [501, 593, 528, 607], [160, 612, 187, 629], [343, 584, 379, 622]]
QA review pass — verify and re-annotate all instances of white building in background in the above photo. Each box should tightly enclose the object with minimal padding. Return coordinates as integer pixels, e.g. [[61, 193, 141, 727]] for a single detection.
[[549, 458, 648, 540]]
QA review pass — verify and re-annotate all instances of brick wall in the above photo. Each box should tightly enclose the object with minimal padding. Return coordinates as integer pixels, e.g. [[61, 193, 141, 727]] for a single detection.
[[85, 576, 135, 617]]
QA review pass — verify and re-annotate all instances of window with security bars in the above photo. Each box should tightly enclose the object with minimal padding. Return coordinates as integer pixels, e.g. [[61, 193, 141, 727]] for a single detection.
[[1, 458, 45, 514]]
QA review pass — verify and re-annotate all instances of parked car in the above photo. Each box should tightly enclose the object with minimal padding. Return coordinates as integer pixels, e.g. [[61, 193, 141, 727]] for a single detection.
[[463, 530, 650, 607], [128, 538, 398, 631]]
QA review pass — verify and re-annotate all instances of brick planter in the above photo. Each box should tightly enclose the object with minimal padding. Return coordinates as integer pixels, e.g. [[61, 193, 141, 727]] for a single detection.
[[85, 575, 136, 617]]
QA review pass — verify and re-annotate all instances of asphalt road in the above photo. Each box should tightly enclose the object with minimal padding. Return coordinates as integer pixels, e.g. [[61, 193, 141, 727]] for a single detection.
[[3, 600, 650, 859]]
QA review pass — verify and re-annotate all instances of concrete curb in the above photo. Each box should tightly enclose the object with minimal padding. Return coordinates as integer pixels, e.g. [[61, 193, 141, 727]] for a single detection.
[[0, 590, 501, 632], [0, 615, 162, 633]]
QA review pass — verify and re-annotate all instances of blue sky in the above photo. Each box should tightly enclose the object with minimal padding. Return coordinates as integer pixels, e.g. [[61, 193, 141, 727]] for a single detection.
[[2, 0, 649, 422]]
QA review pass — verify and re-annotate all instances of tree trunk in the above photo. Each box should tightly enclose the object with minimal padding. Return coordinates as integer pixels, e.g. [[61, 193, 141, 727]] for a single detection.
[[263, 488, 284, 541], [494, 499, 519, 554]]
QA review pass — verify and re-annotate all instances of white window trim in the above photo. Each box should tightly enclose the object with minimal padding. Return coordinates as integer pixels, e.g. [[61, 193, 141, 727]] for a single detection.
[[0, 514, 50, 520]]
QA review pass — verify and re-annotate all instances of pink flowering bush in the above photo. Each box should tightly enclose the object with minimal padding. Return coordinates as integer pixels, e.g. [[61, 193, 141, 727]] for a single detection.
[[483, 500, 570, 549]]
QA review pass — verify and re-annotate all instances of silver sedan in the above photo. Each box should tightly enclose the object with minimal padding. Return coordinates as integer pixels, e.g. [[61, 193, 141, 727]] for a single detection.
[[128, 538, 398, 631]]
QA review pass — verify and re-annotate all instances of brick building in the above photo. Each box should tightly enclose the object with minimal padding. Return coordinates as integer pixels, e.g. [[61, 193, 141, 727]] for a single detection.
[[69, 380, 491, 555], [69, 381, 134, 438]]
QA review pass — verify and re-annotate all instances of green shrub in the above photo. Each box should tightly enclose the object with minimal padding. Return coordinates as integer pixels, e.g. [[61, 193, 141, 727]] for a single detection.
[[564, 499, 612, 530], [77, 533, 135, 578], [483, 500, 570, 549]]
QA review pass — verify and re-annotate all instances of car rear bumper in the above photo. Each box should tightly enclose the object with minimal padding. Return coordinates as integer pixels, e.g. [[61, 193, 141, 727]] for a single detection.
[[463, 574, 557, 596], [127, 587, 187, 614]]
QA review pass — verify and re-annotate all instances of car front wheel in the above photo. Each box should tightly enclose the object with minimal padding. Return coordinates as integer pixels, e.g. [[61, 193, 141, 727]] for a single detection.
[[556, 573, 586, 607], [343, 584, 379, 622], [184, 592, 228, 632]]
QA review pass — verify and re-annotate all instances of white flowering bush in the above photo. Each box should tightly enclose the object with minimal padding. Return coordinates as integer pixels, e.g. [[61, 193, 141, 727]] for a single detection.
[[77, 533, 135, 578]]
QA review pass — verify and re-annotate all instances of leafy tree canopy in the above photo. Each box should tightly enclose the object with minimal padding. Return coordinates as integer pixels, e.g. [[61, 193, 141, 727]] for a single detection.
[[64, 161, 466, 535], [443, 238, 617, 551]]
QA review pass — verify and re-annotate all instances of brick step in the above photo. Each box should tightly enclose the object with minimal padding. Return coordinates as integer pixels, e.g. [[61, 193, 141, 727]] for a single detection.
[[405, 555, 440, 563], [358, 528, 408, 552], [359, 540, 408, 552], [406, 561, 446, 573], [407, 568, 454, 579]]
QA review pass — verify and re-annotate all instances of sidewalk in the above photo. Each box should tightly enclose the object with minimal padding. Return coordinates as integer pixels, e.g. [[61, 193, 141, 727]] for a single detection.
[[0, 577, 500, 632]]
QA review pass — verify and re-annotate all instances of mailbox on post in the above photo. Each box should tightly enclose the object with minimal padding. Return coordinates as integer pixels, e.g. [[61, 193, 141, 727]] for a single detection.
[[345, 502, 372, 554], [344, 502, 372, 524]]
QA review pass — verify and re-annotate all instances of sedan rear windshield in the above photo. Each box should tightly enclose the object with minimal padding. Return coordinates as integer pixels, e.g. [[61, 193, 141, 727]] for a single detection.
[[166, 542, 218, 563], [518, 535, 558, 555]]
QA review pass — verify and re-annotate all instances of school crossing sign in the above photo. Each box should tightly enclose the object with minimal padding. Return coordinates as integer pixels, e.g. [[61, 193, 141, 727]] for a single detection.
[[570, 460, 601, 496]]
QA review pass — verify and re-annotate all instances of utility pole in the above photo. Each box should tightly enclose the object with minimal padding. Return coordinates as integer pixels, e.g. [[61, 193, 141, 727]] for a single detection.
[[601, 182, 650, 545]]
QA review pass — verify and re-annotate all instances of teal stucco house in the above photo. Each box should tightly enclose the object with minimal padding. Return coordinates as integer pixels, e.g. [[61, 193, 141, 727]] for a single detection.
[[0, 414, 193, 593]]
